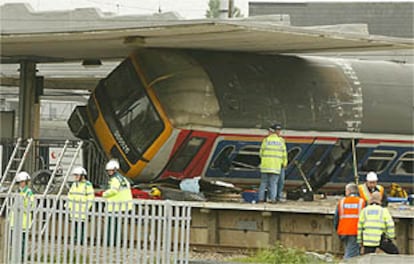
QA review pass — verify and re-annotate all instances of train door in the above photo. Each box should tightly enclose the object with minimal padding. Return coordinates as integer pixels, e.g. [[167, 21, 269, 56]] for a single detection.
[[286, 138, 353, 191], [159, 130, 217, 180]]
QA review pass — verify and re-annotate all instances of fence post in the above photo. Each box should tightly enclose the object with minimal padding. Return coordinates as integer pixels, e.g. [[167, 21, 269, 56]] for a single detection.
[[10, 195, 24, 264], [164, 201, 173, 263], [0, 215, 5, 263]]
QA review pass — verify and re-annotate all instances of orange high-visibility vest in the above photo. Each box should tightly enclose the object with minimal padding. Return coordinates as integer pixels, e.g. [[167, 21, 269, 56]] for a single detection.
[[358, 184, 384, 203], [337, 195, 365, 236]]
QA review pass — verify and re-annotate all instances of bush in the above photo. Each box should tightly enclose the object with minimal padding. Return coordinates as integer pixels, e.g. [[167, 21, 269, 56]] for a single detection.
[[232, 243, 328, 264]]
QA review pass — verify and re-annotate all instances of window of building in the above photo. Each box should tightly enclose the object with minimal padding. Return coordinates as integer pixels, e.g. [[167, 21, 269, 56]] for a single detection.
[[391, 152, 414, 175], [360, 150, 396, 173]]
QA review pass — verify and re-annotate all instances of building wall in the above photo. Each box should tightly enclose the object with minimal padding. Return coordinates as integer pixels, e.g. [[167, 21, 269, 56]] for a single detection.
[[249, 2, 414, 38]]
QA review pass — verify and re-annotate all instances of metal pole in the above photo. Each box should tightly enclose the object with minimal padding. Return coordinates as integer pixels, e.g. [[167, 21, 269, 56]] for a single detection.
[[352, 138, 359, 185], [219, 0, 229, 19], [18, 60, 37, 173], [228, 0, 234, 18]]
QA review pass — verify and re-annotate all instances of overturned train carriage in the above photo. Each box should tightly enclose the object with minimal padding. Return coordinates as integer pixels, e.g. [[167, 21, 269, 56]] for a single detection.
[[69, 49, 414, 192]]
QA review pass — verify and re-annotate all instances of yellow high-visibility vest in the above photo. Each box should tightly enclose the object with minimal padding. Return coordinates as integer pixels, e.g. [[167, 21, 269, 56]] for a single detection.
[[358, 184, 384, 203], [10, 186, 34, 230], [103, 172, 133, 212], [259, 134, 287, 174], [68, 180, 95, 220], [357, 204, 395, 247]]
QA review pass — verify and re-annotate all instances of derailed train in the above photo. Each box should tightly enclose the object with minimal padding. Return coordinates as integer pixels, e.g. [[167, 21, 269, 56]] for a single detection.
[[69, 49, 414, 193]]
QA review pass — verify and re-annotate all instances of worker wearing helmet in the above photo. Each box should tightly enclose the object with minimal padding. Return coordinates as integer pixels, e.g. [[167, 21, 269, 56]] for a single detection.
[[358, 171, 387, 207], [357, 192, 399, 254], [102, 159, 133, 246], [10, 171, 34, 259], [259, 123, 287, 203], [67, 166, 94, 244]]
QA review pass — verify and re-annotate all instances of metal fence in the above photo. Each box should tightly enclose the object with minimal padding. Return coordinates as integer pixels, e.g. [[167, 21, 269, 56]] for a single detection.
[[2, 195, 192, 264]]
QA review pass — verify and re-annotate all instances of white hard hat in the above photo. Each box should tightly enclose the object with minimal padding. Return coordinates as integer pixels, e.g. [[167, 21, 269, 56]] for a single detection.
[[366, 171, 378, 182], [72, 166, 87, 176], [105, 159, 120, 170], [16, 171, 31, 182]]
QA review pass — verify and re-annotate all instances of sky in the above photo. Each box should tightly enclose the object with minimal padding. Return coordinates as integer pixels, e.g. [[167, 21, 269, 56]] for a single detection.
[[0, 0, 249, 19], [0, 0, 409, 19]]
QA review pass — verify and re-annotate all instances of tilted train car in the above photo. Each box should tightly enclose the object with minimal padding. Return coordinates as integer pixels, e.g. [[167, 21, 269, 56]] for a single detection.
[[69, 49, 414, 192]]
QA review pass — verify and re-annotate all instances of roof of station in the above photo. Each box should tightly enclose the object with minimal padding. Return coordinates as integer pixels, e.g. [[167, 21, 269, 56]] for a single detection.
[[1, 3, 413, 64]]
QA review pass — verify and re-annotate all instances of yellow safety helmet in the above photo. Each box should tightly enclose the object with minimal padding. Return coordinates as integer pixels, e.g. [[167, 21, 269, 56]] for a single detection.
[[150, 187, 161, 197]]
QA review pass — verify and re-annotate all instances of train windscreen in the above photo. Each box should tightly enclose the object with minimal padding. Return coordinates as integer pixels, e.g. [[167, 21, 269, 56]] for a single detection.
[[102, 59, 164, 155]]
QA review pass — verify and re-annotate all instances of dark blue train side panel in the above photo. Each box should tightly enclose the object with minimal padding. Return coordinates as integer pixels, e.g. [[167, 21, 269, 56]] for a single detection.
[[203, 136, 414, 193]]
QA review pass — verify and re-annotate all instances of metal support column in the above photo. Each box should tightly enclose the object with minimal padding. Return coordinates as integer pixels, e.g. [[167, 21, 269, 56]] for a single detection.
[[18, 60, 37, 172]]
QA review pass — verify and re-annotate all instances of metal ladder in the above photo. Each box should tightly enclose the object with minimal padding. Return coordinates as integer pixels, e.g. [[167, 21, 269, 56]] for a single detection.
[[40, 140, 84, 235], [0, 138, 34, 216], [40, 139, 70, 197]]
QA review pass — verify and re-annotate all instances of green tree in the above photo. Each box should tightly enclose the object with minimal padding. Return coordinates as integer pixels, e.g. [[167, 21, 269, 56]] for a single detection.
[[206, 0, 243, 18], [206, 0, 220, 18]]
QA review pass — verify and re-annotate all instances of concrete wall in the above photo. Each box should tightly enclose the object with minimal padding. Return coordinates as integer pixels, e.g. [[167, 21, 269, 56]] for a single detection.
[[191, 208, 414, 255]]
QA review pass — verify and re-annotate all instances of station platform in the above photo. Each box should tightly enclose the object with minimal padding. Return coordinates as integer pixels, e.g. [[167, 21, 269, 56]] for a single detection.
[[185, 197, 414, 256]]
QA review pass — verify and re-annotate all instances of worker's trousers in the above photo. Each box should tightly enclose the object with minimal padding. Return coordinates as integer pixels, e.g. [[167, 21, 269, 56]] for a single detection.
[[363, 235, 399, 254], [341, 235, 360, 259], [259, 173, 280, 202]]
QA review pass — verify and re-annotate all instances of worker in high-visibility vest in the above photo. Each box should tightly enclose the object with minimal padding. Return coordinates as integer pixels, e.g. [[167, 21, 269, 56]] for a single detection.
[[67, 166, 94, 244], [334, 183, 365, 259], [102, 159, 133, 246], [259, 123, 287, 203], [10, 171, 34, 259], [358, 171, 388, 207], [357, 192, 399, 254]]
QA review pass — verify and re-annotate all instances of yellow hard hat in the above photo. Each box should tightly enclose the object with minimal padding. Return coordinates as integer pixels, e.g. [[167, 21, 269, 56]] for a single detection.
[[150, 187, 161, 197]]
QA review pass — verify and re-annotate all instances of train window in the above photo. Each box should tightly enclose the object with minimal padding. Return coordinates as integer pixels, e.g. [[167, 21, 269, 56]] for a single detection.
[[102, 59, 164, 154], [287, 147, 301, 166], [360, 150, 396, 173], [232, 146, 260, 171], [211, 145, 235, 172], [167, 137, 205, 172], [391, 152, 414, 175]]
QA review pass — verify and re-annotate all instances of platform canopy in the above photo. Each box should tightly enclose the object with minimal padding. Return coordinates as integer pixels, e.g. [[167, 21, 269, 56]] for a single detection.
[[0, 3, 413, 91], [1, 4, 413, 63]]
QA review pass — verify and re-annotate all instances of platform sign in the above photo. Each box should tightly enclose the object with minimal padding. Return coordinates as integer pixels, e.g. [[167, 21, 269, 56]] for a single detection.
[[49, 147, 83, 180]]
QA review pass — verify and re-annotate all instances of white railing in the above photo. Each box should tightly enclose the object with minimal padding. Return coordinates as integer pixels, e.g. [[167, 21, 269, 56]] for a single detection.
[[2, 195, 192, 264]]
